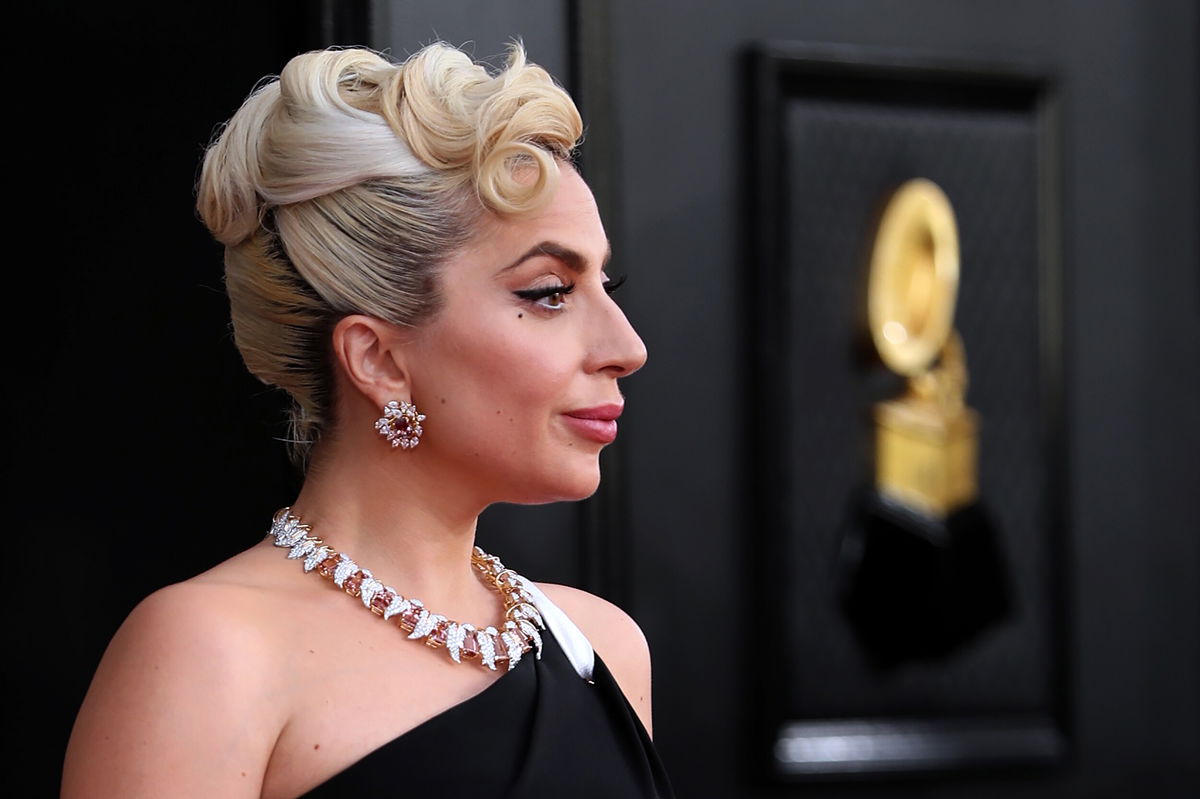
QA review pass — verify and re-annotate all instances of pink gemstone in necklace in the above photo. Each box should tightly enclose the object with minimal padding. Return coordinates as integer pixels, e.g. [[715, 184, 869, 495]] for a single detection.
[[370, 590, 393, 615], [400, 607, 423, 630]]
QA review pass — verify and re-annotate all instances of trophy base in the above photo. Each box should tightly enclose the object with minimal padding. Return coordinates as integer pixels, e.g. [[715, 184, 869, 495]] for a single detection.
[[836, 486, 1012, 668]]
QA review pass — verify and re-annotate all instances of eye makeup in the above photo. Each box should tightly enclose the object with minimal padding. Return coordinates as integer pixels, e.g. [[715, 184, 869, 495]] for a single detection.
[[514, 282, 576, 303], [602, 274, 627, 294], [511, 274, 627, 312]]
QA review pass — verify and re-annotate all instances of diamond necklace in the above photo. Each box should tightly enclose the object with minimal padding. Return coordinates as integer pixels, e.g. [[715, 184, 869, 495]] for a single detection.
[[268, 507, 545, 671]]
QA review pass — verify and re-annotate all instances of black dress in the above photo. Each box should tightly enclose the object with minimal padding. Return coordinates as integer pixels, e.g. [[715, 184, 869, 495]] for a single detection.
[[300, 598, 676, 798]]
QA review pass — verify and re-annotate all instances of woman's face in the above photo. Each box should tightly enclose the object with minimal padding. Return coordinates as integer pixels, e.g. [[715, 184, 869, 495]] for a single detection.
[[404, 166, 647, 505]]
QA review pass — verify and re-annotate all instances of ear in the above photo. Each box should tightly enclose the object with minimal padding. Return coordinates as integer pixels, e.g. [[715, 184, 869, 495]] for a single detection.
[[330, 315, 413, 409]]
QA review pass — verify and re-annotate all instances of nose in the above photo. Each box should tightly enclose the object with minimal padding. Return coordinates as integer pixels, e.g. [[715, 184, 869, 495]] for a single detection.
[[590, 294, 648, 377]]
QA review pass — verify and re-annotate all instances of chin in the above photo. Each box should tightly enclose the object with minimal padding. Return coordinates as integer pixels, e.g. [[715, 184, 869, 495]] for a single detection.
[[561, 458, 604, 500], [517, 462, 603, 504]]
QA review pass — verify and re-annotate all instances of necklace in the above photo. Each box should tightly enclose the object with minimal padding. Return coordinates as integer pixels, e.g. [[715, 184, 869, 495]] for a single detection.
[[268, 507, 545, 671]]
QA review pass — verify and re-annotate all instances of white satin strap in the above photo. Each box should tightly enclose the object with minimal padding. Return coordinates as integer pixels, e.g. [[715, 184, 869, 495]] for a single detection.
[[522, 581, 595, 682]]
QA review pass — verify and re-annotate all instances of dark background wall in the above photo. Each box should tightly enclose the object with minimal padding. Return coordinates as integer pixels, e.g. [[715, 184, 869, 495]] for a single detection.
[[16, 1, 1197, 797], [599, 3, 1198, 797]]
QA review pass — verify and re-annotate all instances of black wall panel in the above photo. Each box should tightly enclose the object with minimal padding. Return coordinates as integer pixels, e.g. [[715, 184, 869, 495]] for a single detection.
[[605, 1, 1197, 797], [750, 47, 1066, 777]]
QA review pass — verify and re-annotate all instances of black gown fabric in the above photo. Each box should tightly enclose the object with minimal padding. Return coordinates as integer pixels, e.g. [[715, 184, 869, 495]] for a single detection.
[[300, 623, 676, 798]]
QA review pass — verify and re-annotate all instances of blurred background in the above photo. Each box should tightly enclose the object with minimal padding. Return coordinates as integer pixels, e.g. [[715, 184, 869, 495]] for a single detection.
[[17, 1, 1197, 796]]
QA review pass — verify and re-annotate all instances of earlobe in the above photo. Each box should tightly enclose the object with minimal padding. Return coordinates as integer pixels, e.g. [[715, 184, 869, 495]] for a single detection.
[[331, 314, 414, 407]]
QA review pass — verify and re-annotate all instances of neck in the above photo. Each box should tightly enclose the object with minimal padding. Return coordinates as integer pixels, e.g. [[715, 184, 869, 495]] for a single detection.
[[287, 433, 496, 619]]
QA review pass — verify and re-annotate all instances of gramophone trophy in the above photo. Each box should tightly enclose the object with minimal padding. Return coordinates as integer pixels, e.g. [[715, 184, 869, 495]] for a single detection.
[[837, 179, 1011, 666]]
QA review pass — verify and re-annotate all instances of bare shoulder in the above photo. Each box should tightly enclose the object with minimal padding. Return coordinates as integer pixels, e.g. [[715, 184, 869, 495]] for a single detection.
[[532, 582, 650, 660], [62, 578, 283, 798], [534, 582, 654, 738]]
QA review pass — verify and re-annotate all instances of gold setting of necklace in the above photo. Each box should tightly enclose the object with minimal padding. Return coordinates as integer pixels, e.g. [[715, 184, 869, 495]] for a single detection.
[[268, 507, 545, 671]]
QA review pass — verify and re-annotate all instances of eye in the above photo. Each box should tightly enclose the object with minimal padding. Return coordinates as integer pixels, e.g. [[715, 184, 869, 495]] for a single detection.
[[514, 281, 576, 311]]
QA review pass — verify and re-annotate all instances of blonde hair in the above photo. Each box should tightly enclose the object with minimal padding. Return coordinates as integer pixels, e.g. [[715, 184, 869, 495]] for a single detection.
[[197, 43, 583, 471]]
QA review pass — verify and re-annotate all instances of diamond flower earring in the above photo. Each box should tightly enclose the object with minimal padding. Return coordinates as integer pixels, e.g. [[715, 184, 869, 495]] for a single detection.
[[374, 400, 426, 449]]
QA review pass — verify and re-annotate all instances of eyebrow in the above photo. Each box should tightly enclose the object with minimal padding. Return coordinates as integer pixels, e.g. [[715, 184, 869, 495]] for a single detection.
[[497, 240, 613, 276]]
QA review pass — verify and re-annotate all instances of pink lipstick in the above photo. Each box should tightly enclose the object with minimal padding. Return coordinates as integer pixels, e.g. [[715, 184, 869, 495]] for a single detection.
[[562, 403, 624, 444]]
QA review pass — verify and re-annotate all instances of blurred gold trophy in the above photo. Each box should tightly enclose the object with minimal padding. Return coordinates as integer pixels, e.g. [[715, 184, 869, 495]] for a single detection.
[[837, 179, 1009, 666], [868, 179, 978, 518]]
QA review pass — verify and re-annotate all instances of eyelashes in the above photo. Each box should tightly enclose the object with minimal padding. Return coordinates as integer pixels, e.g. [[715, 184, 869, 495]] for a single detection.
[[513, 274, 627, 311], [513, 282, 576, 304], [603, 274, 627, 294]]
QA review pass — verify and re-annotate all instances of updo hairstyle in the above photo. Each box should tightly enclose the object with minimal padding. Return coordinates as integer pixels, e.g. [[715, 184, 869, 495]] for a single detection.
[[197, 43, 583, 471]]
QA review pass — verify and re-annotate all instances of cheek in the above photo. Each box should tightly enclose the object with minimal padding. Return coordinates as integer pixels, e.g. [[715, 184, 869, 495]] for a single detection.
[[420, 321, 575, 439]]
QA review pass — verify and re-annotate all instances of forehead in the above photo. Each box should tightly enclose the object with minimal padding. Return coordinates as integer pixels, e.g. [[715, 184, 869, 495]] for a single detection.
[[462, 166, 607, 272]]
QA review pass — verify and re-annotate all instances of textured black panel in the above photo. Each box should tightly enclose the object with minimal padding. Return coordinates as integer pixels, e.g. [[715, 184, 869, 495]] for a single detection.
[[748, 47, 1066, 776], [779, 93, 1048, 715]]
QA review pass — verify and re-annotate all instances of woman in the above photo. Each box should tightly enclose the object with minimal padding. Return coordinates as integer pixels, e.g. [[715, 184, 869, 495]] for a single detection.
[[63, 41, 674, 798]]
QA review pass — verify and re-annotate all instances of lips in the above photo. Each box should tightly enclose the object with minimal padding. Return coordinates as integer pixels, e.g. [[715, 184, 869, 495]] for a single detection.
[[562, 403, 624, 444], [564, 403, 624, 422]]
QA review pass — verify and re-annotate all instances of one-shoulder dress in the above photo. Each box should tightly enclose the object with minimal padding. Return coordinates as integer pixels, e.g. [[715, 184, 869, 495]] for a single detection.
[[299, 583, 676, 798]]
